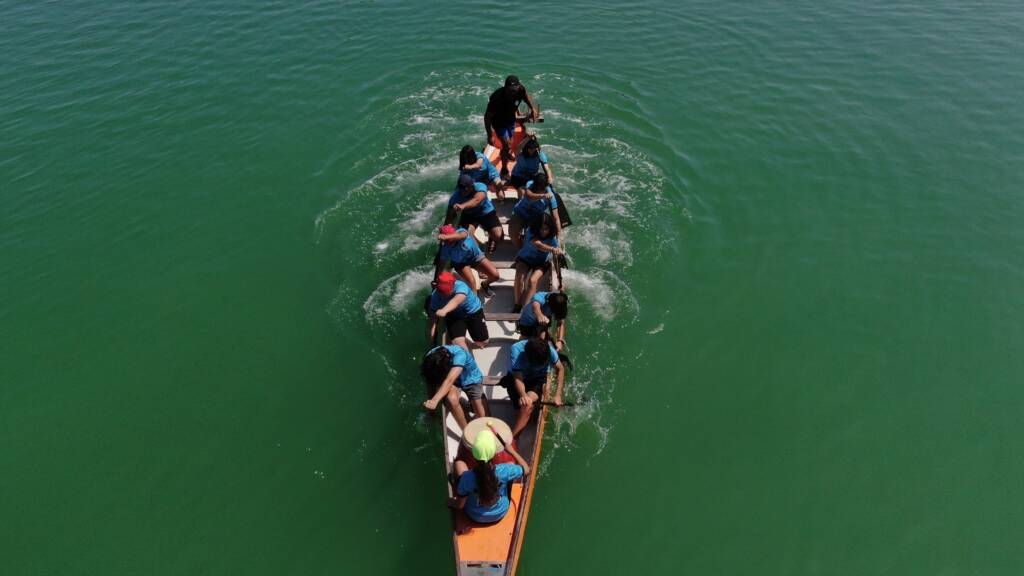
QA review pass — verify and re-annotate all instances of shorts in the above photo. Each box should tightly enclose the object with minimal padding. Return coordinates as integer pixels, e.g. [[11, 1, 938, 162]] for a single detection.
[[516, 323, 540, 337], [459, 383, 484, 401], [451, 252, 486, 268], [509, 174, 531, 188], [460, 210, 501, 232], [446, 309, 489, 343], [501, 373, 547, 407], [515, 256, 549, 272], [495, 123, 516, 141]]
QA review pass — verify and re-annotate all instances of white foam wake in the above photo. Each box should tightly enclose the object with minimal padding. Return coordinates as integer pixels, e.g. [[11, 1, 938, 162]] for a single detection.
[[562, 268, 639, 323]]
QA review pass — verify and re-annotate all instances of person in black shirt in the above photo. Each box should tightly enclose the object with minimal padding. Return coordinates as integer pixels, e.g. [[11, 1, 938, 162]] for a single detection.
[[483, 75, 539, 179]]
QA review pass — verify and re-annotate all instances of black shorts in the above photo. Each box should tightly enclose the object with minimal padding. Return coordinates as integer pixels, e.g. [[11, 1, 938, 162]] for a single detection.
[[517, 323, 541, 337], [460, 210, 501, 232], [515, 256, 549, 272], [501, 373, 547, 407], [446, 309, 489, 343], [509, 174, 531, 188]]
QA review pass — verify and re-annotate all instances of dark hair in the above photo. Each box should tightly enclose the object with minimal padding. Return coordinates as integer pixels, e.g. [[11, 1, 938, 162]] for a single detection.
[[528, 212, 556, 240], [525, 337, 549, 365], [529, 172, 548, 191], [504, 75, 520, 88], [421, 347, 453, 388], [523, 137, 539, 154], [459, 145, 476, 168], [547, 292, 569, 320], [474, 461, 500, 507]]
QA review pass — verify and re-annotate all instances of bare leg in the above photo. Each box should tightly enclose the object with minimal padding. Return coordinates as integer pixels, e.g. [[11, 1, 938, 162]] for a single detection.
[[513, 262, 529, 311], [508, 216, 524, 251], [522, 268, 544, 308], [470, 397, 489, 419], [464, 223, 484, 250], [454, 460, 469, 476], [445, 387, 469, 430], [457, 264, 479, 292], [514, 186, 526, 201], [474, 258, 501, 288], [451, 335, 469, 349], [499, 134, 512, 178], [511, 392, 539, 437], [488, 225, 504, 251], [489, 180, 506, 203]]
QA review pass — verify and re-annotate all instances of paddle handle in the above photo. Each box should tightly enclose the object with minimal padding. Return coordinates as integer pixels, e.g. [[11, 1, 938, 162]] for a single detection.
[[486, 422, 508, 448]]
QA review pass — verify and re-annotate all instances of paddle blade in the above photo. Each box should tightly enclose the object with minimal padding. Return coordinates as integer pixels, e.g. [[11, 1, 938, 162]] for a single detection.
[[554, 192, 573, 227]]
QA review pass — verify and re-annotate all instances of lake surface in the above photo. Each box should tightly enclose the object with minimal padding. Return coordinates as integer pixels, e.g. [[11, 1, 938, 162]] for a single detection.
[[3, 1, 1023, 573]]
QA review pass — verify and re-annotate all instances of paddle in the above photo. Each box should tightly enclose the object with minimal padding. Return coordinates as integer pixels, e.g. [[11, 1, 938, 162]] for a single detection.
[[539, 396, 585, 408], [549, 246, 572, 361], [540, 158, 573, 228], [486, 422, 508, 448]]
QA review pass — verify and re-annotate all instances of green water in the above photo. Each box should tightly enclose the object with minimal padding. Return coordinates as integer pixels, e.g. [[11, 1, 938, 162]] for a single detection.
[[3, 1, 1024, 573]]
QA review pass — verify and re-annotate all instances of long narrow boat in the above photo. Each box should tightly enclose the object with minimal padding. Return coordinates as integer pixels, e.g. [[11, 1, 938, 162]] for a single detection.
[[434, 120, 564, 576]]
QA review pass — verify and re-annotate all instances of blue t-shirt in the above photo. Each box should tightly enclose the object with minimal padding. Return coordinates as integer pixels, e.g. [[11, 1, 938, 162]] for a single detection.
[[513, 180, 558, 221], [439, 228, 484, 266], [457, 463, 524, 523], [461, 152, 500, 183], [518, 292, 551, 327], [428, 280, 483, 318], [516, 228, 559, 266], [509, 339, 560, 380], [427, 344, 483, 387], [511, 150, 548, 178], [449, 182, 495, 218]]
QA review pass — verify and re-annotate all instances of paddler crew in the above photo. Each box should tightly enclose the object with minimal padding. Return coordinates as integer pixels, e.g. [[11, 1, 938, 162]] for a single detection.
[[517, 291, 568, 343], [508, 173, 561, 251], [421, 343, 489, 430], [437, 224, 500, 297], [452, 429, 531, 523], [458, 145, 505, 201], [484, 75, 539, 181], [502, 337, 565, 436], [509, 135, 553, 200], [512, 212, 562, 314], [450, 173, 504, 254], [427, 271, 490, 348]]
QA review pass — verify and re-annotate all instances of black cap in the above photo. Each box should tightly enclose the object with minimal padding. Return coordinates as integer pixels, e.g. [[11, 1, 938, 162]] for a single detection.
[[504, 75, 520, 87]]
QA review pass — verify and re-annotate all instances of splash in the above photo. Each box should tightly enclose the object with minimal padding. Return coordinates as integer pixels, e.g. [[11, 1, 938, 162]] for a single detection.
[[315, 155, 453, 242], [536, 363, 616, 476], [564, 220, 634, 267], [543, 108, 604, 128], [362, 266, 434, 326], [562, 268, 639, 323]]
